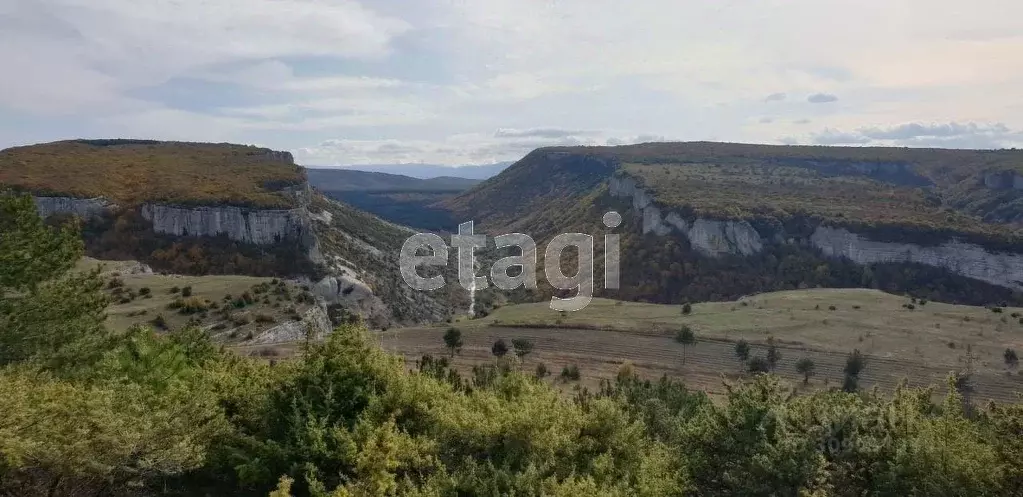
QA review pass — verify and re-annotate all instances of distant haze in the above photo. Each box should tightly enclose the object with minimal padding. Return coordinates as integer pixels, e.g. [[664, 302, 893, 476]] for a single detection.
[[309, 162, 512, 180]]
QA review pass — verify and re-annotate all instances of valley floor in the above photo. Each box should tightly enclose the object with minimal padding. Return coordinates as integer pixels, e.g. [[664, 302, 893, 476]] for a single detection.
[[374, 289, 1023, 403]]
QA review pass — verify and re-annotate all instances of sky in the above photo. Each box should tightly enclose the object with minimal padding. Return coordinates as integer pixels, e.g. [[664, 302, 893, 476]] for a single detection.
[[3, 0, 1023, 166]]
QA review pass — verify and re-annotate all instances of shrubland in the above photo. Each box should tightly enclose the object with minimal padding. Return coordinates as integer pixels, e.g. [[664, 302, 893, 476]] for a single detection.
[[3, 191, 1023, 496]]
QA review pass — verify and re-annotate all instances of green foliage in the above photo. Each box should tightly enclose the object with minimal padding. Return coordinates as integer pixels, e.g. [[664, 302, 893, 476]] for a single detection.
[[766, 336, 781, 371], [681, 302, 692, 315], [491, 338, 509, 358], [795, 357, 815, 384], [844, 349, 867, 377], [443, 327, 463, 356], [560, 364, 581, 382], [0, 193, 110, 372], [734, 339, 751, 363], [511, 338, 534, 359], [674, 325, 696, 364], [748, 356, 771, 374]]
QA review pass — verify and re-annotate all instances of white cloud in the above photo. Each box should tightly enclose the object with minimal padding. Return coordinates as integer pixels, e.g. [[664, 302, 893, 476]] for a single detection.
[[294, 130, 667, 165], [795, 121, 1023, 148], [2, 0, 1023, 162]]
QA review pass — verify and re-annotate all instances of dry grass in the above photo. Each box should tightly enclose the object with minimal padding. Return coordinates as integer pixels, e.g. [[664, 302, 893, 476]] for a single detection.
[[0, 140, 304, 208], [82, 258, 313, 341], [473, 289, 1023, 372]]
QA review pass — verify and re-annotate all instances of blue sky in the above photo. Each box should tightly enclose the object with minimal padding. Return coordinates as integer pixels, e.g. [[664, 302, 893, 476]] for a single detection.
[[3, 0, 1023, 166]]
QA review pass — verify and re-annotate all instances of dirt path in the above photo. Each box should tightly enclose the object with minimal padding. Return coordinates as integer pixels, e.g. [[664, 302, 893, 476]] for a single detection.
[[377, 326, 1023, 403]]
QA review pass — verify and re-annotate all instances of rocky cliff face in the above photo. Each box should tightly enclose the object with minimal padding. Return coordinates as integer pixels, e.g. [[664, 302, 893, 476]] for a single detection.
[[610, 175, 763, 256], [610, 173, 1023, 290], [34, 196, 113, 220], [139, 203, 312, 246], [811, 226, 1023, 290]]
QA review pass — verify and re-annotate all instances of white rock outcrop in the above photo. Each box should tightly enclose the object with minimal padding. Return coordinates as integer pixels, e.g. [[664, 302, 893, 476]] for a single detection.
[[139, 203, 311, 245], [811, 226, 1023, 290], [609, 173, 1023, 290], [249, 305, 333, 344], [610, 175, 763, 256]]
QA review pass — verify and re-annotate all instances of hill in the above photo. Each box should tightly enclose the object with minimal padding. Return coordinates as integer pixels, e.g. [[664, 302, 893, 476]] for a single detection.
[[309, 168, 480, 231], [444, 142, 1023, 307], [307, 168, 480, 192], [0, 139, 464, 327], [319, 161, 512, 180], [0, 139, 305, 208]]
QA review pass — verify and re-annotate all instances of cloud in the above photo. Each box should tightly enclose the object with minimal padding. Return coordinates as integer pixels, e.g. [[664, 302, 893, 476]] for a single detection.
[[4, 0, 1023, 164], [295, 130, 668, 165], [494, 128, 597, 139], [800, 121, 1023, 148], [859, 122, 1011, 140], [807, 93, 839, 104], [811, 129, 871, 145]]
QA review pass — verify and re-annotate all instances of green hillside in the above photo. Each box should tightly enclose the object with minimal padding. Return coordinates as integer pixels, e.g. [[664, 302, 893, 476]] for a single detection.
[[443, 142, 1023, 307]]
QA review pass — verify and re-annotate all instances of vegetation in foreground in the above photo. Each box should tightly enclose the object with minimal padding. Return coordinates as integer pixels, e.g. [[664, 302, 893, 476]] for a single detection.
[[5, 191, 1023, 497]]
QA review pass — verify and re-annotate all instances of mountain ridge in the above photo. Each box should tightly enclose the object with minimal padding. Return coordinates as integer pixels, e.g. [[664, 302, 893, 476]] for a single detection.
[[443, 142, 1023, 307]]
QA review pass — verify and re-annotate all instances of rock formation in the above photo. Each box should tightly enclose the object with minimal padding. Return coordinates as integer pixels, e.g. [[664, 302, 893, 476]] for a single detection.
[[610, 173, 1023, 291]]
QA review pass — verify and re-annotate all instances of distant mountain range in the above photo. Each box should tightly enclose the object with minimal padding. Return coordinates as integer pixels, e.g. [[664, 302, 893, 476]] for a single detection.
[[312, 162, 512, 180], [306, 168, 481, 192]]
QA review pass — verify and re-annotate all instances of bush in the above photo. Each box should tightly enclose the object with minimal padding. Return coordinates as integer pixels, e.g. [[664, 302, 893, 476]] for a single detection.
[[844, 349, 866, 377], [138, 287, 151, 296], [828, 305, 837, 311], [747, 355, 770, 374], [491, 339, 509, 358], [231, 313, 252, 326], [535, 362, 550, 379], [150, 314, 168, 330], [1005, 348, 1019, 368], [681, 302, 692, 315], [169, 286, 180, 294], [181, 286, 193, 297], [560, 364, 581, 381]]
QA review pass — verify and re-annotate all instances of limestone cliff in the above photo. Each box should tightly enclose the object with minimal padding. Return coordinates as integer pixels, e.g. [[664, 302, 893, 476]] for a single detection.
[[610, 173, 1023, 291], [610, 175, 763, 256], [34, 196, 113, 220]]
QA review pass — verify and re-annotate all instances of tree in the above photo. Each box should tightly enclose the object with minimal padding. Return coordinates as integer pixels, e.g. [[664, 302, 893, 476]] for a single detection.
[[443, 327, 462, 357], [795, 357, 815, 384], [734, 339, 750, 365], [844, 349, 866, 377], [0, 193, 109, 372], [1005, 348, 1019, 369], [675, 325, 697, 364], [747, 355, 770, 374], [766, 336, 781, 371], [842, 373, 859, 393], [511, 338, 534, 360], [681, 302, 693, 315], [491, 338, 509, 358]]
